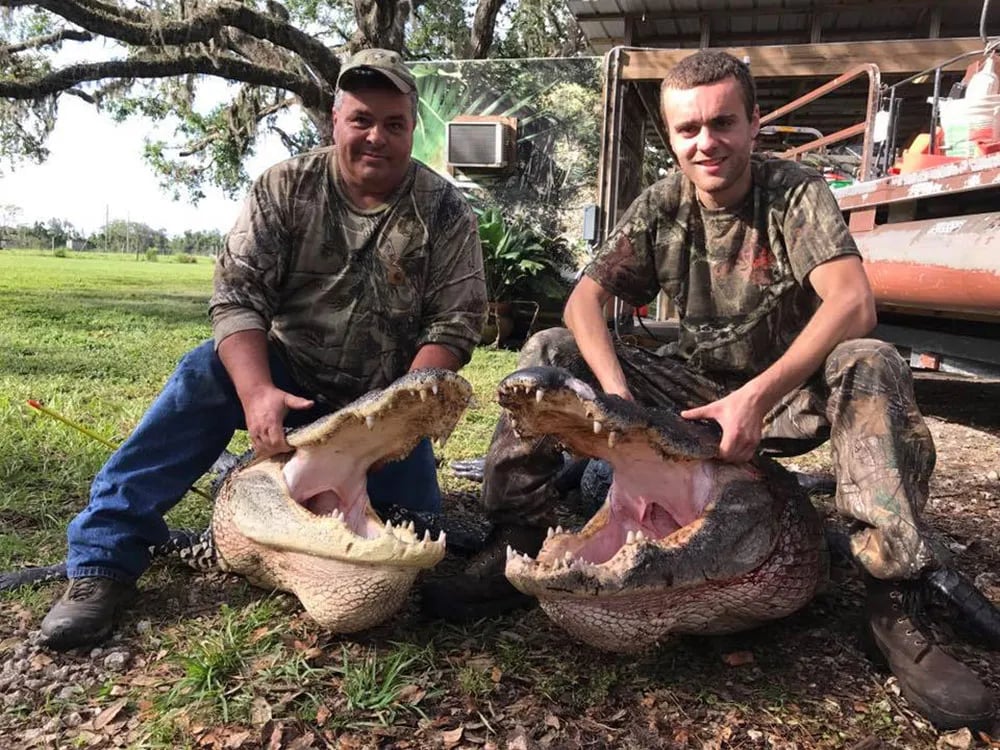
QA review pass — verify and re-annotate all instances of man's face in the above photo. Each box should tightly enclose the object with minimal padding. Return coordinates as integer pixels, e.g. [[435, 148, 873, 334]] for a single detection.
[[332, 87, 415, 200], [661, 76, 759, 209]]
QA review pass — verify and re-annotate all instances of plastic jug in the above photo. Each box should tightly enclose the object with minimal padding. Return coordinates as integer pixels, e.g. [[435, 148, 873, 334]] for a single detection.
[[966, 56, 999, 99]]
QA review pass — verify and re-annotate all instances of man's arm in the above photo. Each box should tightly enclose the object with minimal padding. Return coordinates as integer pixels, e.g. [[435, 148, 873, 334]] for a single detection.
[[217, 330, 314, 458], [682, 254, 876, 462], [563, 275, 634, 400], [409, 343, 461, 372]]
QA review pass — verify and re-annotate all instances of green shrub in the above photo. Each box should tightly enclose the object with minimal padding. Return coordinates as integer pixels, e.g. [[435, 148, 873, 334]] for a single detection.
[[175, 253, 198, 264], [477, 207, 573, 303], [145, 248, 159, 262], [53, 248, 68, 258]]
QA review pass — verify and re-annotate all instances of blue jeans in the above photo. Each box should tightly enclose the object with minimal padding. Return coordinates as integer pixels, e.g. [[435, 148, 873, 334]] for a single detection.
[[66, 340, 443, 583]]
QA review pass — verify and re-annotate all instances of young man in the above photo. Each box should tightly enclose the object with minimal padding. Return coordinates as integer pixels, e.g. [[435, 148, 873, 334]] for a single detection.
[[428, 50, 994, 730], [40, 48, 486, 651]]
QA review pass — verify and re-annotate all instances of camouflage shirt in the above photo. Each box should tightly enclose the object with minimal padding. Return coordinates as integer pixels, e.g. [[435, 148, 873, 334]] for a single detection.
[[211, 147, 486, 407], [585, 156, 860, 380]]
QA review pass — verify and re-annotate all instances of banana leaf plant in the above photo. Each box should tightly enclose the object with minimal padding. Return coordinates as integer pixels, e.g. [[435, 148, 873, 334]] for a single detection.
[[477, 207, 566, 303]]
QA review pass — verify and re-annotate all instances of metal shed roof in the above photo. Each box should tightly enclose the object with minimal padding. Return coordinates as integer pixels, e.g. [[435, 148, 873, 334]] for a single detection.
[[567, 0, 986, 54]]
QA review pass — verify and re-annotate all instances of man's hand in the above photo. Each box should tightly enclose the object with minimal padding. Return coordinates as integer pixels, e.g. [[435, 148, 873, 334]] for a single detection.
[[681, 384, 767, 463], [242, 384, 314, 458]]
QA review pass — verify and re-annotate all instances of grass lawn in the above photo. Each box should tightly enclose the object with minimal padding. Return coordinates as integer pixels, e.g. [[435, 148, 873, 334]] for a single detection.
[[1, 249, 988, 749], [0, 250, 515, 572]]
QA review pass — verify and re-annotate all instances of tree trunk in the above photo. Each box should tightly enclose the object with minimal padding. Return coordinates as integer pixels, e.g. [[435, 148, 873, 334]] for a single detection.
[[350, 0, 410, 52], [470, 0, 506, 59]]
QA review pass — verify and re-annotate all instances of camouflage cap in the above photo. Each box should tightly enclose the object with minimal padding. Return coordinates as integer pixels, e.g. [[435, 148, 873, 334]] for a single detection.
[[337, 48, 416, 94]]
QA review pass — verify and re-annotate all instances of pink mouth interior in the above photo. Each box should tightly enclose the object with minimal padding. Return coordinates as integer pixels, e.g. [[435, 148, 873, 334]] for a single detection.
[[553, 442, 717, 565]]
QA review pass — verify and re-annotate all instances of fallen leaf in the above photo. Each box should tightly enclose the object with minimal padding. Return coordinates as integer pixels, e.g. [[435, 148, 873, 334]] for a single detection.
[[93, 698, 128, 731], [250, 697, 273, 727], [544, 714, 560, 730], [441, 727, 463, 748], [224, 730, 253, 749], [936, 728, 973, 750], [721, 651, 754, 666], [315, 705, 331, 726], [398, 684, 427, 704], [490, 666, 503, 683]]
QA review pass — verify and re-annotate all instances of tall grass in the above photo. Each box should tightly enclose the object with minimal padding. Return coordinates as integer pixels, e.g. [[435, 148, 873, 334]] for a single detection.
[[0, 249, 517, 573]]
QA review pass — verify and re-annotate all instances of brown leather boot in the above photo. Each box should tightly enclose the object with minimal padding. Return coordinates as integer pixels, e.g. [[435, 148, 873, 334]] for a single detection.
[[864, 576, 996, 730], [420, 524, 547, 622]]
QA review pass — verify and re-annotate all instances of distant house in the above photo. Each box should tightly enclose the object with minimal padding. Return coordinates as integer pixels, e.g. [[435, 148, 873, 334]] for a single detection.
[[66, 238, 87, 251]]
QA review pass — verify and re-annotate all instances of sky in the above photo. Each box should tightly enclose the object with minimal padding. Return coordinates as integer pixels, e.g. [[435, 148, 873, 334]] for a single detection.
[[0, 93, 290, 238]]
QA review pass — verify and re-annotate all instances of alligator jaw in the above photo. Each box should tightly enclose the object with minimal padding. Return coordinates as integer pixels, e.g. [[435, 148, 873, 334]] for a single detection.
[[211, 369, 470, 631]]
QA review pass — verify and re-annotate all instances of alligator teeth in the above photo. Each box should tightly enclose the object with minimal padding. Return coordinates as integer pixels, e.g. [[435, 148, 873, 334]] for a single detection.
[[607, 431, 619, 448], [365, 415, 375, 430], [555, 525, 565, 535], [437, 530, 447, 545], [546, 527, 555, 539], [535, 388, 544, 403], [431, 383, 439, 396], [593, 420, 602, 434], [626, 530, 636, 544], [419, 388, 428, 402], [422, 529, 432, 542], [385, 520, 394, 532], [407, 520, 415, 533], [563, 551, 573, 562], [506, 544, 514, 561], [635, 530, 646, 543], [512, 428, 522, 440]]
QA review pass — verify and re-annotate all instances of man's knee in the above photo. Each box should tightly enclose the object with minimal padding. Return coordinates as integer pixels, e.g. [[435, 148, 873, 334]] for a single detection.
[[168, 340, 234, 409], [827, 338, 909, 381]]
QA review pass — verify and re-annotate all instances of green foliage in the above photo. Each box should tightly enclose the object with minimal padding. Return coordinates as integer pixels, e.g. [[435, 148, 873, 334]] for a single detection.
[[174, 253, 198, 264], [335, 642, 436, 725], [145, 248, 159, 262], [477, 207, 572, 303]]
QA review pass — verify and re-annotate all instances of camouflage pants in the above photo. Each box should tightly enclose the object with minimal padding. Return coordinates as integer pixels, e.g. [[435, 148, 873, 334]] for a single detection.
[[482, 328, 937, 580]]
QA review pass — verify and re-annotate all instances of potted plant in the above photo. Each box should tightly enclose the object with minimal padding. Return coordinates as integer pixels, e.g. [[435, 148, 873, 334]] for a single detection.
[[476, 207, 573, 347]]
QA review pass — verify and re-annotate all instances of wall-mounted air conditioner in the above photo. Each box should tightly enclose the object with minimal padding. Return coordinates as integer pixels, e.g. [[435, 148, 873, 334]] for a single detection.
[[446, 116, 516, 170]]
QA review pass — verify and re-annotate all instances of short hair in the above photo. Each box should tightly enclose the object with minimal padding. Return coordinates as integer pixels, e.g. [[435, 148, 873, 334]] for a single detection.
[[660, 50, 757, 121], [334, 70, 419, 123]]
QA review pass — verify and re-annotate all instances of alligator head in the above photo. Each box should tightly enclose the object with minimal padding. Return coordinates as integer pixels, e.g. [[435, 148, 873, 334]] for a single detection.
[[499, 367, 827, 653], [212, 369, 471, 632]]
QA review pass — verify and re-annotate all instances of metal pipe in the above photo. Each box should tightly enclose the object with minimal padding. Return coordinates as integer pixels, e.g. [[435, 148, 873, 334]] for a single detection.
[[929, 66, 942, 155], [981, 0, 993, 45]]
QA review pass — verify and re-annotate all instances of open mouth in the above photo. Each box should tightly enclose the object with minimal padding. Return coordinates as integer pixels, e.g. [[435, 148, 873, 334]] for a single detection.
[[496, 367, 744, 573], [221, 370, 472, 565]]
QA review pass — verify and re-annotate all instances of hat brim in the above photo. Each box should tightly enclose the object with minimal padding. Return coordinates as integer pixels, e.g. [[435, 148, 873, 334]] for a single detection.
[[338, 65, 414, 94]]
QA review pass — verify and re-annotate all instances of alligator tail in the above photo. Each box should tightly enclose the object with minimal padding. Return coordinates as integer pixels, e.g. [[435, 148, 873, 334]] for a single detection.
[[926, 566, 1000, 650], [0, 527, 217, 592]]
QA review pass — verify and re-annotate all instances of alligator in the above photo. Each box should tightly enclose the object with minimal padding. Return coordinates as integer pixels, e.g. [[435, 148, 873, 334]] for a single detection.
[[494, 367, 851, 652], [3, 369, 472, 634]]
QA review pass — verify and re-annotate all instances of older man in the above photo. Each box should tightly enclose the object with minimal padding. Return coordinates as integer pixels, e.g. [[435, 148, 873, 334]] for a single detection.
[[41, 48, 486, 651], [427, 50, 994, 731]]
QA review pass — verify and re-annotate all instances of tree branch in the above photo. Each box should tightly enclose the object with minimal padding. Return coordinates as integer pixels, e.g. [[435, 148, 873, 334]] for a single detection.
[[0, 54, 324, 106], [0, 28, 93, 55], [1, 0, 341, 88]]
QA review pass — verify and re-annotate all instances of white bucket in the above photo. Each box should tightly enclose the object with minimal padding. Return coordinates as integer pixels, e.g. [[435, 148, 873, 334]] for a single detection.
[[938, 95, 1000, 156]]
